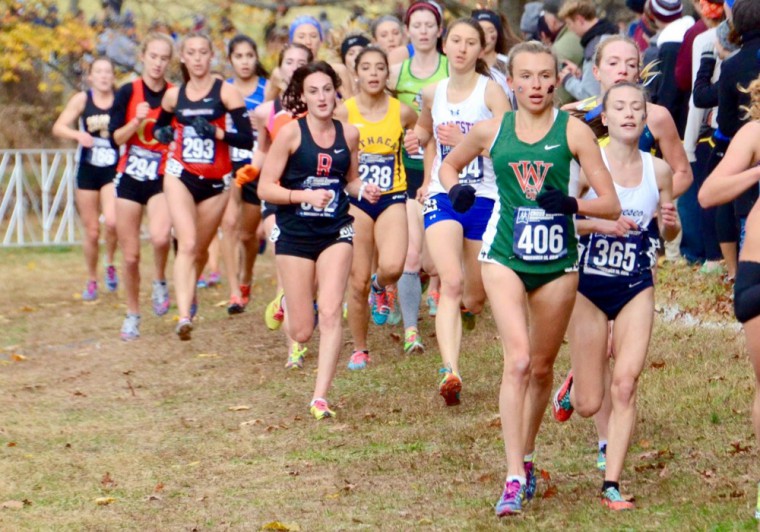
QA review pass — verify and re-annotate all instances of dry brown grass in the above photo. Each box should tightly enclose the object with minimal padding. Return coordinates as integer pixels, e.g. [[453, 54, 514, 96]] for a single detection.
[[0, 246, 757, 530]]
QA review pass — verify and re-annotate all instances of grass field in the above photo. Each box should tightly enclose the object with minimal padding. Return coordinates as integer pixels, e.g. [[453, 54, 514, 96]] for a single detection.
[[0, 244, 757, 530]]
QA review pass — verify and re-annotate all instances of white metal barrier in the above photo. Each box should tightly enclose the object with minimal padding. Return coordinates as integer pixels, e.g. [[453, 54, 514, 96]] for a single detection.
[[0, 149, 80, 247]]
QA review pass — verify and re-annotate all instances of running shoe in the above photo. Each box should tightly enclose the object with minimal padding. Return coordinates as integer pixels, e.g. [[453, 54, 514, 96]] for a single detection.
[[495, 479, 525, 516], [207, 271, 221, 286], [524, 461, 537, 501], [310, 398, 335, 420], [120, 313, 140, 341], [176, 318, 193, 341], [227, 295, 245, 315], [82, 280, 98, 301], [347, 350, 370, 370], [370, 275, 390, 325], [427, 290, 439, 317], [265, 289, 285, 330], [240, 284, 251, 307], [552, 371, 574, 422], [601, 486, 634, 511], [190, 296, 198, 319], [438, 367, 462, 406], [461, 308, 476, 331], [404, 327, 424, 354], [285, 342, 307, 370], [151, 280, 170, 316], [755, 482, 760, 520], [196, 276, 208, 289], [597, 444, 607, 471], [386, 285, 401, 325], [105, 264, 118, 292]]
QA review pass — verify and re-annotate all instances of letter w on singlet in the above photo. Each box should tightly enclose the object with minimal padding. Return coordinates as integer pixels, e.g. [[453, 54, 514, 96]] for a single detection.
[[317, 153, 333, 177], [509, 161, 554, 200]]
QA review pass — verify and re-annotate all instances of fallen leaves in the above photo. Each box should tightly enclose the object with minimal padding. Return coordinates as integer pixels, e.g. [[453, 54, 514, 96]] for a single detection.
[[728, 441, 751, 455], [650, 360, 666, 369], [11, 353, 27, 362], [228, 405, 251, 411], [540, 469, 557, 499], [101, 472, 117, 490], [260, 522, 300, 531], [1, 499, 31, 509], [196, 353, 220, 358], [94, 497, 116, 506], [6, 442, 16, 447]]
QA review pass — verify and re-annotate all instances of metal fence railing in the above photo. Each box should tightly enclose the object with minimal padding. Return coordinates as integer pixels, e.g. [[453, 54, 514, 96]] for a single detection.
[[0, 149, 80, 247]]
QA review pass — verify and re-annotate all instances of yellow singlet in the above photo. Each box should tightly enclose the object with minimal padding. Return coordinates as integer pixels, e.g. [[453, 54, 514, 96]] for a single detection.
[[344, 96, 406, 195]]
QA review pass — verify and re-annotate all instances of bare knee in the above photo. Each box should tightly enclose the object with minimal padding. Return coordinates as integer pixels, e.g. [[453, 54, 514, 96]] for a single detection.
[[504, 351, 531, 381], [151, 232, 170, 251], [239, 228, 256, 246], [318, 306, 342, 331], [611, 375, 638, 407], [350, 276, 370, 302], [291, 323, 314, 344], [440, 273, 464, 300], [123, 250, 140, 268], [462, 292, 485, 314], [377, 258, 404, 284], [575, 391, 603, 418], [84, 223, 100, 244], [530, 361, 554, 389]]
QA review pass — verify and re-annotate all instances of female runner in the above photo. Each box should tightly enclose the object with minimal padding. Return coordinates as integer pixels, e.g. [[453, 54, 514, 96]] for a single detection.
[[438, 41, 620, 515], [699, 74, 760, 520], [389, 0, 449, 354], [219, 34, 268, 314], [258, 62, 381, 419], [154, 33, 253, 340], [552, 82, 679, 510], [472, 8, 521, 99], [335, 46, 418, 369], [565, 35, 692, 471], [110, 33, 174, 340], [249, 43, 313, 368], [414, 18, 510, 403], [340, 34, 371, 96], [52, 57, 119, 301]]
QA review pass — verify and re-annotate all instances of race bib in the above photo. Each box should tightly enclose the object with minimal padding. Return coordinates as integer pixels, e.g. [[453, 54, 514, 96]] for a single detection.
[[583, 231, 646, 276], [125, 145, 162, 180], [458, 156, 484, 185], [87, 137, 117, 167], [297, 176, 341, 218], [359, 153, 395, 192], [181, 126, 215, 164], [513, 207, 568, 262], [422, 197, 438, 216], [165, 157, 183, 177]]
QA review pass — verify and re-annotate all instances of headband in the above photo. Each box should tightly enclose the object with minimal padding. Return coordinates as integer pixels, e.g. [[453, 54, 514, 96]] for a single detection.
[[404, 1, 443, 27], [289, 16, 323, 43], [472, 9, 503, 34]]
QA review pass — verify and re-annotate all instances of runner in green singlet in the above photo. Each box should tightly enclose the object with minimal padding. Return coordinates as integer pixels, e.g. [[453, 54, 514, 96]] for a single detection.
[[437, 41, 620, 516]]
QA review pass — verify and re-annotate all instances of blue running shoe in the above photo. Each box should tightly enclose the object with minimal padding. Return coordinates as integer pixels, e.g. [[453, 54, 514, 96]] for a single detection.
[[105, 265, 118, 292], [495, 479, 525, 516], [370, 275, 389, 325], [524, 461, 537, 501], [347, 350, 370, 370]]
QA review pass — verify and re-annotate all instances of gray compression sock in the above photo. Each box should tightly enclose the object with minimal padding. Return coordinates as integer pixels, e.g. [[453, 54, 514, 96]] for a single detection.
[[398, 271, 422, 330]]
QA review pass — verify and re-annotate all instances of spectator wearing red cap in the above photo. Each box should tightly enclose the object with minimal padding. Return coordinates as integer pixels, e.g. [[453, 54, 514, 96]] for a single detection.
[[675, 0, 725, 93]]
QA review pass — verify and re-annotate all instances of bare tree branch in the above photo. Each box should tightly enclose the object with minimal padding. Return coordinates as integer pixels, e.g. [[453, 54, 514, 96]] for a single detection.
[[232, 0, 345, 9]]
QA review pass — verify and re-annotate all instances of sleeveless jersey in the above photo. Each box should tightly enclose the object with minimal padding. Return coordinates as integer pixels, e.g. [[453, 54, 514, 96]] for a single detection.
[[276, 118, 353, 238], [396, 54, 449, 171], [79, 90, 117, 169], [429, 75, 497, 200], [117, 79, 172, 180], [344, 96, 406, 195], [576, 96, 656, 153], [580, 150, 660, 277], [481, 110, 580, 273], [227, 77, 267, 164], [169, 79, 231, 179]]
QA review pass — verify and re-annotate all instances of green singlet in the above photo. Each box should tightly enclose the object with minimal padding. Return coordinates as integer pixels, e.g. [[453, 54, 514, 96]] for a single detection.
[[396, 54, 449, 172], [480, 110, 580, 284]]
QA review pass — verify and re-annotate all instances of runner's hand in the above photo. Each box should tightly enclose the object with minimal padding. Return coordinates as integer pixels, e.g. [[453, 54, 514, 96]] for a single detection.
[[448, 184, 476, 213], [536, 186, 578, 215]]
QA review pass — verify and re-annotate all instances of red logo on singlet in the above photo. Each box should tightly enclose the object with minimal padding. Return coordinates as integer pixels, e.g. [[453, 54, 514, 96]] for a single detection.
[[509, 161, 554, 200], [316, 153, 333, 177]]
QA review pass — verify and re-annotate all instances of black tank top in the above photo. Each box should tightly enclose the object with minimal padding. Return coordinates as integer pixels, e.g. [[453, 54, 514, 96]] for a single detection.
[[79, 90, 117, 169], [276, 117, 353, 238]]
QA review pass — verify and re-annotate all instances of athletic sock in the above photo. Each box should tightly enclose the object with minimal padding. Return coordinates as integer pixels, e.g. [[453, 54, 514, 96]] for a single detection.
[[599, 440, 608, 451], [371, 276, 384, 293], [602, 480, 619, 493], [398, 271, 421, 330], [507, 475, 526, 485], [523, 453, 534, 463]]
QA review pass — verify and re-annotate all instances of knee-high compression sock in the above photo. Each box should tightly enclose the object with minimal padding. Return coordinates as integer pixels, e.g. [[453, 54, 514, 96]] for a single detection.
[[398, 271, 421, 330]]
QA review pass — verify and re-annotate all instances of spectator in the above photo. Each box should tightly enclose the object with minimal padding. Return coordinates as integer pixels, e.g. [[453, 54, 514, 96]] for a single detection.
[[675, 0, 724, 93], [558, 0, 618, 101], [520, 1, 544, 40], [542, 0, 584, 106], [647, 0, 695, 134]]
